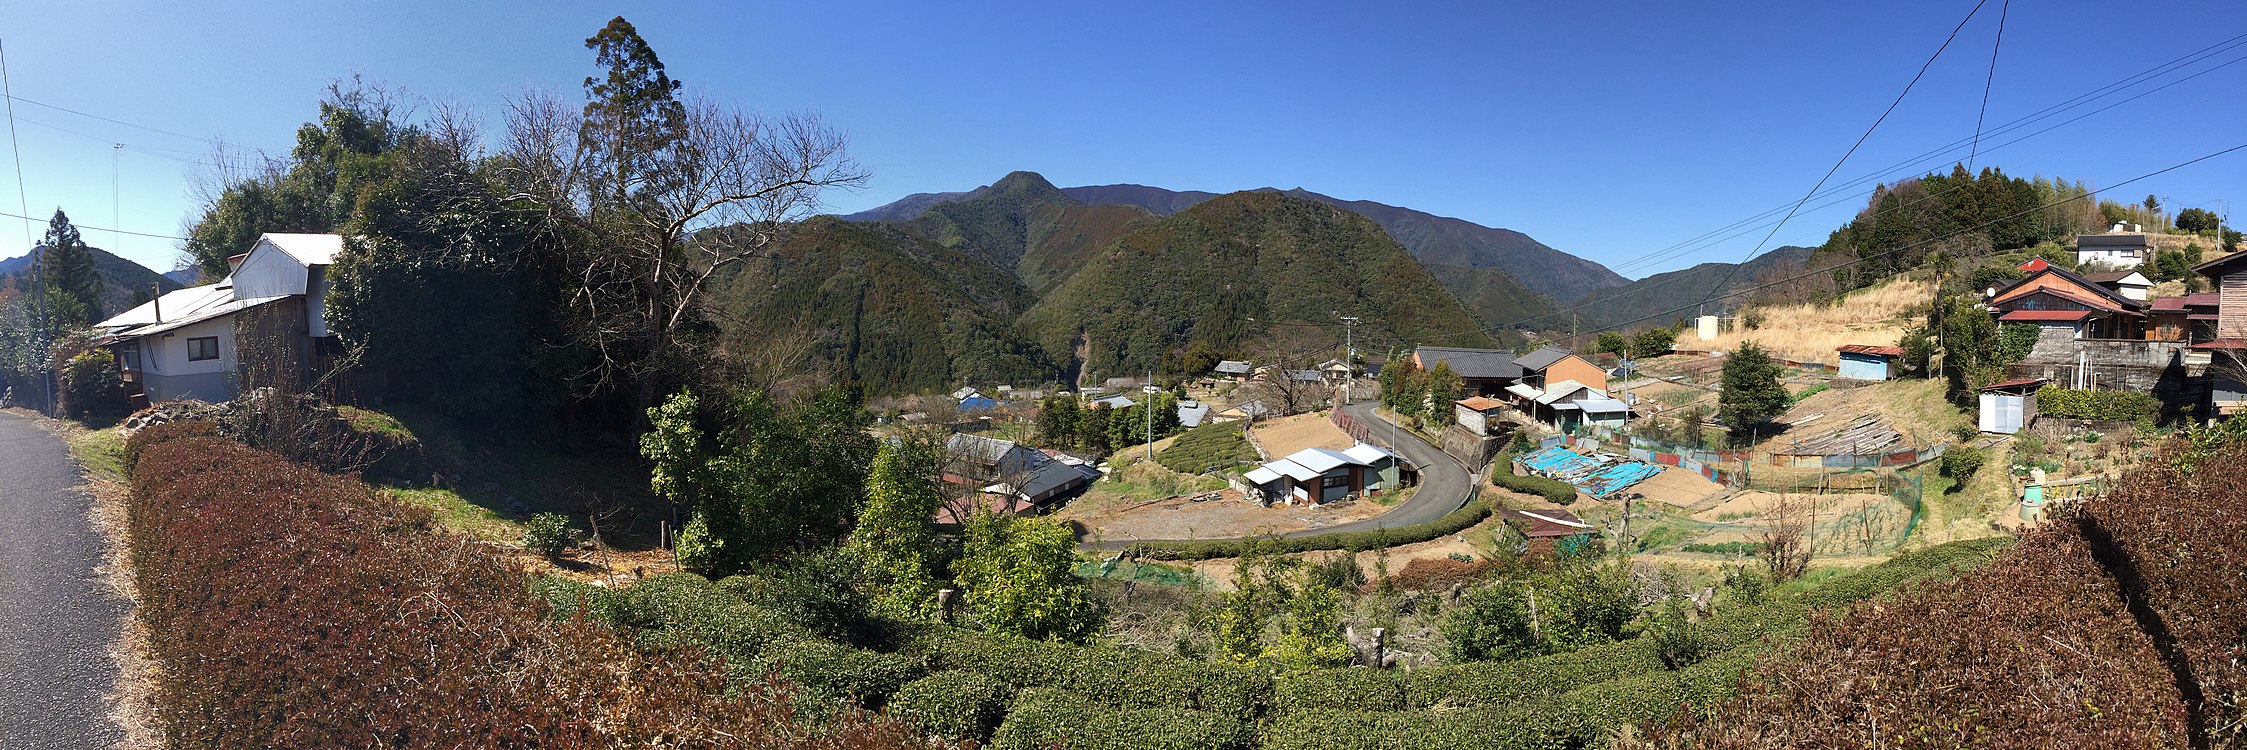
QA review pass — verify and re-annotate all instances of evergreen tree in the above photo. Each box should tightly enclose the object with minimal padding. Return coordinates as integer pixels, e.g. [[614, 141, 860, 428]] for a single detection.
[[1718, 342, 1788, 446], [1426, 361, 1462, 427], [850, 439, 945, 619], [39, 209, 102, 324], [955, 512, 1101, 642], [1591, 331, 1628, 356]]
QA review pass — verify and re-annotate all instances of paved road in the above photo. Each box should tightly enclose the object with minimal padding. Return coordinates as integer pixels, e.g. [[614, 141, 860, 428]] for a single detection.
[[1089, 400, 1476, 548], [0, 412, 127, 749]]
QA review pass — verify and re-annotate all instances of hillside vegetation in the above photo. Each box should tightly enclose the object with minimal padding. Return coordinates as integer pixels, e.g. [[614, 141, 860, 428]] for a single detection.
[[705, 217, 1054, 393], [1430, 263, 1560, 347], [1694, 274, 1933, 362], [1019, 191, 1496, 376]]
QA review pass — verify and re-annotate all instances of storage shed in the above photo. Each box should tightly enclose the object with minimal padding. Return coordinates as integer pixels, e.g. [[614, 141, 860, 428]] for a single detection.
[[1836, 344, 1904, 381], [1454, 396, 1506, 436], [1978, 378, 2045, 434]]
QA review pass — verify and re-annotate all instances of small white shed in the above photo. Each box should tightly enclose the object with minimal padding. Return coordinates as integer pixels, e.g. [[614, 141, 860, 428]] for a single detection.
[[1978, 378, 2045, 434]]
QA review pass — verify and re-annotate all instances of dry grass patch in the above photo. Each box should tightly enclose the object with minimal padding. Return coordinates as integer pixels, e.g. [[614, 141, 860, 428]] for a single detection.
[[1692, 276, 1932, 363]]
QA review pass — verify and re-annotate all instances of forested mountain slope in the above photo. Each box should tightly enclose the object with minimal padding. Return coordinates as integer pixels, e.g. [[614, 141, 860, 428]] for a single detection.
[[702, 217, 1053, 393], [1019, 191, 1496, 377], [0, 245, 184, 319]]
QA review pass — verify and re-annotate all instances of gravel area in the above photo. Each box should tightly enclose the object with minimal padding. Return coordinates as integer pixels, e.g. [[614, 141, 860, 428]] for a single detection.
[[0, 412, 127, 748]]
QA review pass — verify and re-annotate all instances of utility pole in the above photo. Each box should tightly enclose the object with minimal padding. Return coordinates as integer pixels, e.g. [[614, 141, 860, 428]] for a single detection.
[[1144, 371, 1157, 462], [1339, 315, 1360, 404], [30, 242, 49, 415]]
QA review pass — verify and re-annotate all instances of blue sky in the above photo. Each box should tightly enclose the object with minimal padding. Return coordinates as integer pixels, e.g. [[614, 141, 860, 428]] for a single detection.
[[0, 0, 2241, 281]]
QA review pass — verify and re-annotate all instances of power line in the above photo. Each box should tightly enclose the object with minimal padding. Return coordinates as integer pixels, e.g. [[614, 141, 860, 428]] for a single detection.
[[1, 93, 220, 146], [1417, 141, 2247, 372], [1967, 0, 2010, 171], [1451, 47, 2247, 341], [1505, 31, 2247, 305], [0, 208, 188, 241], [1694, 0, 1995, 312]]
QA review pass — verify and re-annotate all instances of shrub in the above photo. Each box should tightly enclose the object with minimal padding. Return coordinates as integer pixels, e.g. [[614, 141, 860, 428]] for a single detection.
[[1386, 555, 1493, 591], [1273, 668, 1405, 715], [604, 571, 924, 708], [122, 420, 221, 470], [521, 512, 582, 559], [990, 687, 1251, 750], [2034, 385, 2160, 423], [717, 546, 886, 646], [1939, 445, 1987, 483], [886, 670, 1014, 742], [907, 626, 1270, 721], [1129, 493, 1492, 561], [1492, 468, 1579, 505], [1646, 599, 1710, 670], [58, 348, 129, 420], [126, 434, 924, 748]]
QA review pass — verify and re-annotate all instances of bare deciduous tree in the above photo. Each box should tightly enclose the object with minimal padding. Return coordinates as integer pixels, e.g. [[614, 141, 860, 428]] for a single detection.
[[499, 20, 867, 418], [1759, 491, 1812, 582]]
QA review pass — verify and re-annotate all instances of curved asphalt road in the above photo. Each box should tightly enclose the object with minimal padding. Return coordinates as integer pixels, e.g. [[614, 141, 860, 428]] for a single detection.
[[0, 412, 127, 749], [1088, 400, 1475, 548]]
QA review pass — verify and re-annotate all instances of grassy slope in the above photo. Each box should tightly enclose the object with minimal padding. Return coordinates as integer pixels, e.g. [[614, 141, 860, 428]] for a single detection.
[[1020, 191, 1496, 376]]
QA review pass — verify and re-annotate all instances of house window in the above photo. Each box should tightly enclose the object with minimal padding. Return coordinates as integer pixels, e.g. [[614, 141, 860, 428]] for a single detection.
[[116, 345, 139, 371], [1322, 474, 1350, 489], [187, 337, 220, 361]]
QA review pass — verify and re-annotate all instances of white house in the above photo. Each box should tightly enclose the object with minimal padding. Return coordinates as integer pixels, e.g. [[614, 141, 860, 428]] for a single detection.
[[2074, 229, 2150, 269], [92, 233, 342, 404], [1242, 442, 1404, 505]]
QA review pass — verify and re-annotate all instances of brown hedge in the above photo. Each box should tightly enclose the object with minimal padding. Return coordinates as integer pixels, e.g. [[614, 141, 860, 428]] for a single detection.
[[125, 431, 928, 749], [1657, 439, 2247, 749]]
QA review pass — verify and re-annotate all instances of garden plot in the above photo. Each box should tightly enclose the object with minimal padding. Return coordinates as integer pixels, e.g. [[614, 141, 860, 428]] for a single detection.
[[1682, 489, 1916, 557]]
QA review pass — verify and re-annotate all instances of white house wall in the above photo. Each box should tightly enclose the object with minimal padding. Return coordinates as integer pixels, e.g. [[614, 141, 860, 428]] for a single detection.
[[229, 241, 312, 300], [141, 315, 237, 403]]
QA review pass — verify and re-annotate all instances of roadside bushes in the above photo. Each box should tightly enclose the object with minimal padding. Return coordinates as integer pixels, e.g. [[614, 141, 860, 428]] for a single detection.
[[1939, 445, 1987, 483], [1492, 468, 1579, 505], [2035, 385, 2160, 423], [123, 431, 924, 748], [58, 348, 129, 420], [1129, 493, 1491, 561]]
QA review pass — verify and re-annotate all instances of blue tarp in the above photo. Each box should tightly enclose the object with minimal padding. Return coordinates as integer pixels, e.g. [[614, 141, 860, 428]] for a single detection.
[[959, 396, 1000, 412], [1517, 445, 1663, 499]]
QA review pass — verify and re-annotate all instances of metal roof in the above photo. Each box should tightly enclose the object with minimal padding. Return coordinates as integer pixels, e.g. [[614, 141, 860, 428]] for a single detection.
[[94, 283, 234, 330], [1535, 380, 1592, 405], [1414, 346, 1524, 380], [1340, 442, 1399, 465], [259, 233, 345, 265], [1244, 466, 1282, 485], [1836, 344, 1905, 357], [1091, 394, 1136, 409], [2076, 233, 2149, 248], [1177, 402, 1210, 428], [1511, 346, 1575, 372], [1455, 396, 1505, 411], [1214, 360, 1252, 374], [1504, 383, 1543, 399]]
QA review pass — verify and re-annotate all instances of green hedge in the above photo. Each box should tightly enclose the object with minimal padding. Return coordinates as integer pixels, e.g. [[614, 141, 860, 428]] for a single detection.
[[1491, 468, 1580, 505], [1158, 421, 1260, 475], [908, 626, 1269, 721], [991, 687, 1252, 750], [1259, 700, 1585, 750], [2033, 385, 2159, 423], [1128, 492, 1490, 562], [887, 670, 1014, 742], [597, 572, 927, 709], [1274, 667, 1406, 714]]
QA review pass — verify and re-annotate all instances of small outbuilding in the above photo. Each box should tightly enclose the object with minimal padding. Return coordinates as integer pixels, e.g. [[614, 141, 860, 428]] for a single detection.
[[1454, 396, 1507, 436], [1242, 442, 1406, 505], [1836, 344, 1905, 381], [1978, 377, 2046, 434], [1497, 508, 1599, 559], [1213, 360, 1253, 379]]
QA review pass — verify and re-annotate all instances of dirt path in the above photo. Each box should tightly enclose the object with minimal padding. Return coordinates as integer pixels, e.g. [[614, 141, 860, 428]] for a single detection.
[[0, 412, 129, 748]]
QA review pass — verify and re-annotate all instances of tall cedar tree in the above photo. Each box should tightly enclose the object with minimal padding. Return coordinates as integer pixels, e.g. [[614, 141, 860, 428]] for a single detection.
[[1718, 342, 1788, 445], [39, 210, 102, 324], [503, 17, 865, 425], [1426, 361, 1462, 426]]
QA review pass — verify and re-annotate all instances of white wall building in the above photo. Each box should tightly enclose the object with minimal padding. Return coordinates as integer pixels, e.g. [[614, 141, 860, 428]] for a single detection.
[[92, 233, 343, 404]]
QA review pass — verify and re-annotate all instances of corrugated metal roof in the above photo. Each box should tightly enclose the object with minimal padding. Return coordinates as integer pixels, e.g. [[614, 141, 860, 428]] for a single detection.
[[1340, 442, 1397, 465], [1535, 380, 1590, 405], [94, 283, 234, 329], [1980, 377, 2048, 391], [260, 233, 344, 265], [1214, 360, 1252, 374], [1836, 344, 1905, 357], [1244, 466, 1281, 485], [1505, 383, 1542, 399]]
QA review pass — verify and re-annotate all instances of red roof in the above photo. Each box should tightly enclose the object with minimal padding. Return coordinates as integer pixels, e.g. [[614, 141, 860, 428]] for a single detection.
[[1998, 309, 2093, 322], [2151, 292, 2222, 312], [2191, 339, 2247, 350], [1500, 509, 1595, 538], [2022, 286, 2134, 314], [1980, 377, 2048, 391], [1836, 344, 1904, 357], [1455, 396, 1505, 411], [2018, 257, 2050, 272]]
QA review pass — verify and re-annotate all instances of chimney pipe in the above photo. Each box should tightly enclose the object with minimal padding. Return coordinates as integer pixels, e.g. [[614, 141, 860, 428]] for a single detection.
[[152, 282, 161, 323]]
